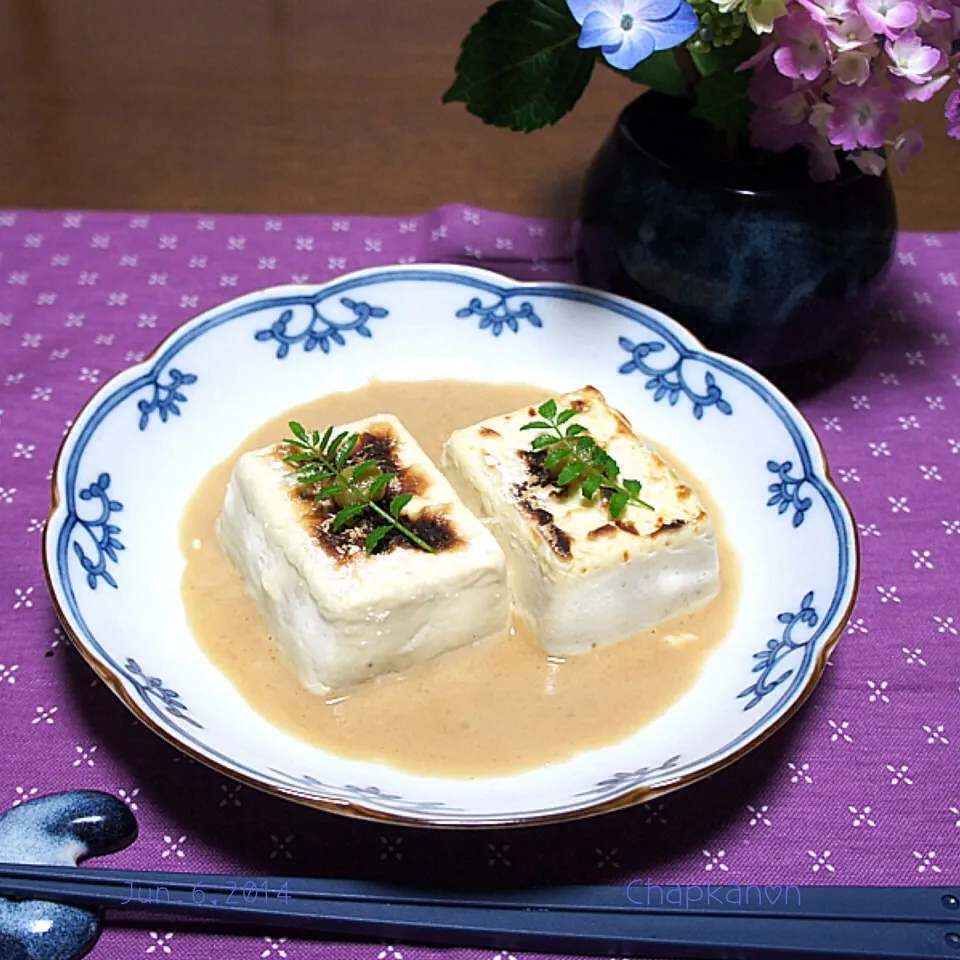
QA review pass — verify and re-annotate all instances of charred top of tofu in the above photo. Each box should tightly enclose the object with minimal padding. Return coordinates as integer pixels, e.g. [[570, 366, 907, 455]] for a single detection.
[[279, 426, 464, 562]]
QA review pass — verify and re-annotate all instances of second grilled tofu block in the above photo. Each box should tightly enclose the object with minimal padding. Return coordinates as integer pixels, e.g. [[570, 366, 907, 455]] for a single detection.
[[441, 386, 720, 657]]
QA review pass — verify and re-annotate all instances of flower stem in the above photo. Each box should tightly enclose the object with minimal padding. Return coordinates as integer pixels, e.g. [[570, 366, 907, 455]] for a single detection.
[[672, 44, 702, 99]]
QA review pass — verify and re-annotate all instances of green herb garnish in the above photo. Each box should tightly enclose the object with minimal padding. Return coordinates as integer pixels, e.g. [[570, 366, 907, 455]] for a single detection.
[[283, 421, 435, 554], [520, 399, 655, 520]]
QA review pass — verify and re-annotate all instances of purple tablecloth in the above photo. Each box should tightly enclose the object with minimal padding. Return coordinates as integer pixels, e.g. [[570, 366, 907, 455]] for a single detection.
[[0, 206, 958, 959]]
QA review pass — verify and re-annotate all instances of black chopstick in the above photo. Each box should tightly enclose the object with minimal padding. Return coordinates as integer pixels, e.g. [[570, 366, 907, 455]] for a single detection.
[[2, 864, 959, 959], [2, 864, 957, 921]]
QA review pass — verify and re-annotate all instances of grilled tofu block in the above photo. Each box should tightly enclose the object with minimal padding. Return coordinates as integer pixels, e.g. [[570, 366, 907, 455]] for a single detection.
[[441, 386, 720, 656], [217, 414, 510, 693]]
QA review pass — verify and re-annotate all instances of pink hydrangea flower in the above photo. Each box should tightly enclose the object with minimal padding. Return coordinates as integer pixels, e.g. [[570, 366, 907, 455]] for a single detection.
[[798, 0, 856, 24], [946, 89, 960, 139], [728, 0, 955, 177], [887, 29, 943, 81], [915, 0, 952, 21], [737, 42, 776, 73], [857, 0, 918, 38], [808, 101, 835, 135], [891, 127, 924, 171], [828, 14, 876, 47], [826, 80, 900, 148], [748, 59, 804, 104], [914, 0, 956, 45], [833, 48, 876, 82], [889, 72, 951, 99], [807, 134, 842, 179], [851, 148, 888, 172], [750, 105, 812, 149], [805, 105, 842, 180], [773, 10, 831, 78]]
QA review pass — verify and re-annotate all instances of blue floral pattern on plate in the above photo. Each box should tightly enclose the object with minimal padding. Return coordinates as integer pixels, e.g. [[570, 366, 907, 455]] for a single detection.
[[137, 367, 198, 431], [270, 772, 461, 813], [456, 294, 544, 335], [738, 592, 820, 710], [618, 337, 733, 419], [124, 659, 202, 730], [766, 460, 813, 527], [71, 473, 123, 590], [575, 755, 682, 799], [254, 295, 388, 358]]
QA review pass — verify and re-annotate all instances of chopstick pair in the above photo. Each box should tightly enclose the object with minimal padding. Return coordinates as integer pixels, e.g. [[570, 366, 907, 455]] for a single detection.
[[2, 863, 959, 959]]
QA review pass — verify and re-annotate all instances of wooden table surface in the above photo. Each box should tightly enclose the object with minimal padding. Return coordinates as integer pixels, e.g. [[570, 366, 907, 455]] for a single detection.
[[0, 0, 957, 229]]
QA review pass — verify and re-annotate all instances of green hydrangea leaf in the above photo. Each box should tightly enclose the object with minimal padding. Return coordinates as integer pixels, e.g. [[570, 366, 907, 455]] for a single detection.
[[688, 32, 759, 78], [618, 50, 688, 98], [442, 0, 596, 132], [443, 73, 472, 105], [689, 68, 752, 135]]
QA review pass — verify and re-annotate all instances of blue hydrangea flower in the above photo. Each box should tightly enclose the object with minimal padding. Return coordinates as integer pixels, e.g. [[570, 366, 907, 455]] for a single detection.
[[567, 0, 699, 69]]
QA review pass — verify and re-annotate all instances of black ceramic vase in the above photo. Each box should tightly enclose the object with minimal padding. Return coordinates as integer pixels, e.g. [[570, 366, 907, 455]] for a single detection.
[[574, 91, 898, 373]]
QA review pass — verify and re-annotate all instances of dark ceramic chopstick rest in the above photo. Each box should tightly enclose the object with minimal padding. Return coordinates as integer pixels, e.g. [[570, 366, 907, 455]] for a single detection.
[[0, 791, 137, 960]]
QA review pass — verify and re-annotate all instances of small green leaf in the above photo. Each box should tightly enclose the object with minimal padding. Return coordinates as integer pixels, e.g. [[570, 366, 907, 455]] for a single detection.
[[618, 49, 688, 98], [390, 493, 413, 518], [520, 420, 554, 431], [609, 491, 628, 519], [576, 436, 595, 452], [557, 461, 585, 486], [538, 398, 558, 420], [566, 423, 588, 437], [543, 447, 568, 471], [311, 430, 321, 447], [623, 478, 643, 498], [531, 434, 558, 450], [288, 421, 308, 443], [284, 451, 314, 463], [582, 474, 603, 499], [297, 471, 326, 485], [336, 433, 360, 467], [365, 526, 393, 554], [328, 431, 349, 458], [284, 439, 308, 451], [333, 503, 367, 531], [590, 449, 617, 478], [442, 0, 596, 132], [556, 408, 577, 425], [317, 484, 345, 499], [320, 426, 333, 451], [369, 473, 393, 500]]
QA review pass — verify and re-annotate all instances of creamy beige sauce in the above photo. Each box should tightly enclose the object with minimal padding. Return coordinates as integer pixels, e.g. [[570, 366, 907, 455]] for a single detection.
[[180, 380, 739, 778]]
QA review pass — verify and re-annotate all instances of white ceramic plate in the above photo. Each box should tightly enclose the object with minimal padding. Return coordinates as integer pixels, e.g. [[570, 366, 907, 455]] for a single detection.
[[44, 265, 857, 827]]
